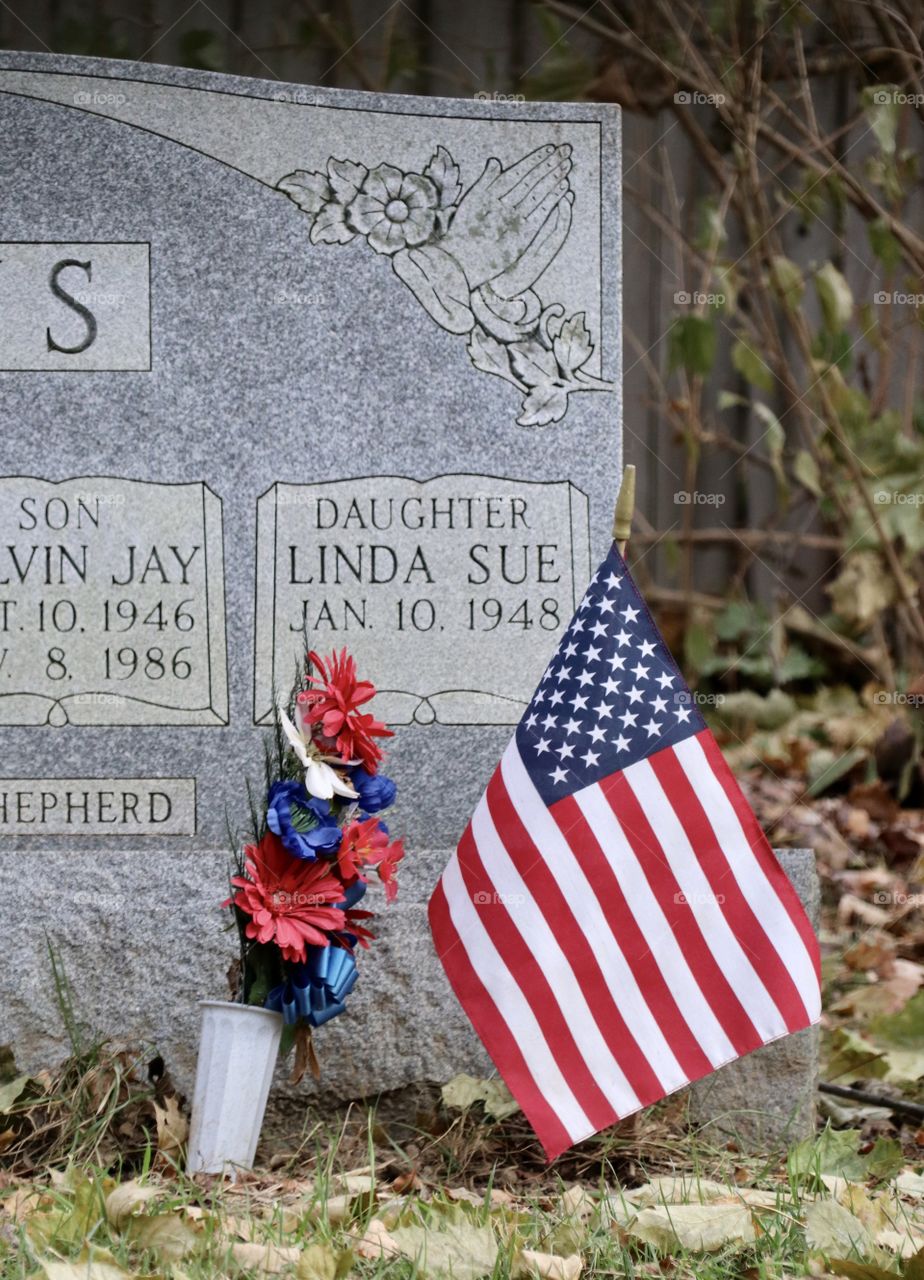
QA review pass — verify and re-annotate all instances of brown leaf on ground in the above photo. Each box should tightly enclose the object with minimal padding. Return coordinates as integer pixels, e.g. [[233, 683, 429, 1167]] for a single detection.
[[230, 1240, 302, 1273], [153, 1097, 187, 1160]]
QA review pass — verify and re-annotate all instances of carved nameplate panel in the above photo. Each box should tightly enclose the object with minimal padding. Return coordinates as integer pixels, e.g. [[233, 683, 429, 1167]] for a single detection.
[[254, 475, 590, 726], [0, 477, 228, 725]]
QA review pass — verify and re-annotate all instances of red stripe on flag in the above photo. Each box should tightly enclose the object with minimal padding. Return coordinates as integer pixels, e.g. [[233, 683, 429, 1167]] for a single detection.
[[551, 790, 714, 1085], [427, 878, 572, 1160], [456, 824, 618, 1134], [695, 731, 821, 980], [600, 770, 763, 1058], [485, 771, 666, 1104], [648, 746, 810, 1032]]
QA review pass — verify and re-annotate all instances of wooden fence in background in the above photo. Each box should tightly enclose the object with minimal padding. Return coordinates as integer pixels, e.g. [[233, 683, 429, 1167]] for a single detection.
[[2, 0, 881, 611]]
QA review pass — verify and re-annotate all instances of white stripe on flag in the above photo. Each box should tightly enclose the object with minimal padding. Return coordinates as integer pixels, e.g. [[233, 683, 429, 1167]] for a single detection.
[[471, 795, 640, 1116], [441, 852, 592, 1141], [624, 758, 788, 1035], [500, 743, 688, 1094], [674, 735, 821, 1018], [575, 781, 737, 1068]]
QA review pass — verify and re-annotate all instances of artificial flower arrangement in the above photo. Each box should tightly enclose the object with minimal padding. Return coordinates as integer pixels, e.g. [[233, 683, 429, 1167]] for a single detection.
[[225, 647, 404, 1079]]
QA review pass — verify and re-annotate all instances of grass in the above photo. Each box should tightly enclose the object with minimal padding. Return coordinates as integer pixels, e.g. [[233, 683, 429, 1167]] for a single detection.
[[0, 1016, 921, 1278], [2, 1080, 921, 1280]]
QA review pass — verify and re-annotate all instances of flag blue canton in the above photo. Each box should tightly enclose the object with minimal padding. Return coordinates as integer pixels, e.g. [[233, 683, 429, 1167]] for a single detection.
[[515, 543, 707, 806]]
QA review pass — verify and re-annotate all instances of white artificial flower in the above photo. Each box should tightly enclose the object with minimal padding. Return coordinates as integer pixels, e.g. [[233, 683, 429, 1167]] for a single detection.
[[278, 705, 358, 800]]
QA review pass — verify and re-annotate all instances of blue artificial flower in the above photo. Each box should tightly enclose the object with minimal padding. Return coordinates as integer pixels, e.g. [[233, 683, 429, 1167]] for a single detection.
[[267, 780, 342, 861], [351, 766, 397, 814], [304, 823, 343, 856]]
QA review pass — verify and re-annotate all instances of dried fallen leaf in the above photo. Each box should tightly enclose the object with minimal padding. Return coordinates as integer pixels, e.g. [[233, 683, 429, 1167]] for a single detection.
[[104, 1180, 164, 1228], [389, 1220, 498, 1280], [153, 1096, 187, 1159], [128, 1211, 200, 1261], [330, 1171, 376, 1196], [514, 1249, 583, 1280], [36, 1247, 145, 1280], [560, 1186, 596, 1219], [625, 1203, 755, 1253], [441, 1074, 521, 1120], [296, 1242, 343, 1280], [804, 1199, 876, 1256], [352, 1216, 401, 1261], [876, 1228, 924, 1258], [230, 1241, 302, 1273], [896, 1170, 924, 1200]]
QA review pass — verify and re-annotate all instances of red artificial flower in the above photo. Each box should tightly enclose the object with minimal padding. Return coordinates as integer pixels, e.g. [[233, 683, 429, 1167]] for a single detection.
[[375, 838, 405, 904], [337, 817, 389, 881], [336, 818, 404, 905], [228, 831, 346, 963], [341, 908, 376, 950], [299, 648, 393, 771]]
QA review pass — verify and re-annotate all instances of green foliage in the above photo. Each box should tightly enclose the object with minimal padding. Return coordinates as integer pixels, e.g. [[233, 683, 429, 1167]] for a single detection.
[[670, 314, 716, 376]]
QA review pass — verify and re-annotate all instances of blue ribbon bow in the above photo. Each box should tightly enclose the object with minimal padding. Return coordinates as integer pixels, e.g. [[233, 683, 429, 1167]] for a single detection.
[[265, 880, 366, 1027], [266, 944, 359, 1027]]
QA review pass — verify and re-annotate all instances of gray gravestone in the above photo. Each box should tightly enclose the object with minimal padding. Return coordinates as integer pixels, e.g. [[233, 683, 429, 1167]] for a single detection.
[[0, 53, 621, 1094], [687, 849, 820, 1149]]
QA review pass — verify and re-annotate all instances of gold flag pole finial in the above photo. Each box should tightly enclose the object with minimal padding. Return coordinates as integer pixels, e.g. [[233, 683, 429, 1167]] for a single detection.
[[612, 464, 636, 557]]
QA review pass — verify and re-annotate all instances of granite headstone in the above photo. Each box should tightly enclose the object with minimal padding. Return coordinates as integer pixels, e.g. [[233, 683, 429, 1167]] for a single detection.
[[0, 52, 622, 1095]]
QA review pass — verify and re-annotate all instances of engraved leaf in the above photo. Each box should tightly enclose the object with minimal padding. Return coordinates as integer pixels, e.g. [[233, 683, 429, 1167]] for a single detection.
[[467, 326, 519, 385], [310, 203, 356, 245], [517, 384, 570, 428], [424, 145, 463, 208], [552, 311, 593, 374], [509, 339, 560, 387], [544, 307, 567, 342], [277, 169, 332, 220], [327, 157, 367, 205]]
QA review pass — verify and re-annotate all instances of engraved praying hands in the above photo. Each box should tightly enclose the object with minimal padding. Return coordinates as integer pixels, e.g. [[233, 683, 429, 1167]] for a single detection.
[[441, 143, 574, 298], [277, 139, 614, 429]]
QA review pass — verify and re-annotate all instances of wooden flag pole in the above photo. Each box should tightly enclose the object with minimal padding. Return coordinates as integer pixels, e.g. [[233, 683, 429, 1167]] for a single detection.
[[612, 464, 636, 556]]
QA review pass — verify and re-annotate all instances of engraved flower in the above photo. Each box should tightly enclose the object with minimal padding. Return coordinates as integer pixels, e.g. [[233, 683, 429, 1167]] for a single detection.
[[347, 163, 438, 255]]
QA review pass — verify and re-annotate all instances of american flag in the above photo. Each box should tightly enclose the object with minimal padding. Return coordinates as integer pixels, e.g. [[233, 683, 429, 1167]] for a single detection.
[[429, 542, 821, 1159]]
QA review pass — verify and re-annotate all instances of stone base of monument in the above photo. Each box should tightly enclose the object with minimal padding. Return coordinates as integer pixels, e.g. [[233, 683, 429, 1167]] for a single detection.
[[186, 1000, 283, 1176], [687, 848, 820, 1151], [0, 845, 818, 1153]]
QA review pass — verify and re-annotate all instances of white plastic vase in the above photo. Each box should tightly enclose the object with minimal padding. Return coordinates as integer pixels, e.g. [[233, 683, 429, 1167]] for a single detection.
[[187, 1000, 283, 1175]]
